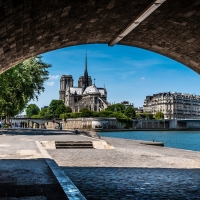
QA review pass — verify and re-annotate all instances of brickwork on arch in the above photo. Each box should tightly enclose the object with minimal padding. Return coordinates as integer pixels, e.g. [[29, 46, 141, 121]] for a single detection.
[[0, 0, 200, 73]]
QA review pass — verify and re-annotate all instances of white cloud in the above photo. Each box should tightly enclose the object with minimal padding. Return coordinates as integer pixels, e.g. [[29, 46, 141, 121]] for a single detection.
[[141, 77, 145, 80], [49, 75, 59, 80], [46, 81, 55, 86]]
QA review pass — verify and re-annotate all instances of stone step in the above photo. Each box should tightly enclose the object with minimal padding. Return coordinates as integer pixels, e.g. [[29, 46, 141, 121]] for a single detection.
[[56, 143, 93, 146], [56, 144, 93, 147], [55, 141, 93, 149], [56, 146, 93, 149], [56, 141, 93, 144]]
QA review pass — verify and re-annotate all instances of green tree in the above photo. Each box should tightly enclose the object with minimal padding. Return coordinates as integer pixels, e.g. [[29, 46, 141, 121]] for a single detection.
[[80, 108, 92, 117], [39, 107, 48, 117], [39, 107, 53, 119], [31, 114, 42, 118], [26, 104, 40, 118], [0, 55, 51, 119], [145, 113, 153, 119], [105, 103, 126, 113], [48, 100, 67, 118], [109, 112, 127, 119], [70, 112, 82, 118], [124, 106, 136, 118], [154, 111, 164, 120], [97, 111, 113, 117], [66, 106, 72, 113], [136, 113, 143, 119], [136, 112, 153, 119]]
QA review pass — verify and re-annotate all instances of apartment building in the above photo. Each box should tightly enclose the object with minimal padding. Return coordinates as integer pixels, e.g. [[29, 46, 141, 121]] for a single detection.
[[143, 92, 200, 119]]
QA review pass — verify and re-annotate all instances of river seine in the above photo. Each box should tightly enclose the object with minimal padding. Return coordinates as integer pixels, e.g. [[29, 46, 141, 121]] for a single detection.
[[98, 131, 200, 152]]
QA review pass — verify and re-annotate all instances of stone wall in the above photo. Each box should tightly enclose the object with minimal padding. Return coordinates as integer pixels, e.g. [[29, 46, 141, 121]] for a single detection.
[[46, 118, 125, 130], [45, 122, 59, 129], [0, 1, 200, 74], [170, 120, 193, 129], [133, 120, 170, 130], [186, 121, 200, 129], [63, 118, 92, 130]]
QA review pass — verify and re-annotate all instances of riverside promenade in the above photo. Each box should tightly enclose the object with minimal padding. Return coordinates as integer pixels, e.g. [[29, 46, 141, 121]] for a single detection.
[[0, 129, 200, 199]]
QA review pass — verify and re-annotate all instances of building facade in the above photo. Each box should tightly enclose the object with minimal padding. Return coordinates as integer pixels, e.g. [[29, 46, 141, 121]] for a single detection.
[[59, 54, 109, 112], [134, 107, 143, 113], [143, 92, 200, 119], [121, 101, 134, 108]]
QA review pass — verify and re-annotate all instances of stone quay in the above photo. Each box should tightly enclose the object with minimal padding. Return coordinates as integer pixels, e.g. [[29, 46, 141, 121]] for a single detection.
[[0, 129, 200, 199]]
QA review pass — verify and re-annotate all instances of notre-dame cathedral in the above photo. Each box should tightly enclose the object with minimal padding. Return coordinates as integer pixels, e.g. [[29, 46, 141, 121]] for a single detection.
[[59, 54, 109, 112]]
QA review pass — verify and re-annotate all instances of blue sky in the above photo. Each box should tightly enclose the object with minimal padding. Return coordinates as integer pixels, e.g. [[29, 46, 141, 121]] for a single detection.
[[30, 44, 200, 109]]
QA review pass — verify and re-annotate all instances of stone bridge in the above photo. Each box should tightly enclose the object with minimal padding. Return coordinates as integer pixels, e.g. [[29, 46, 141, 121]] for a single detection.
[[170, 119, 200, 129], [0, 0, 200, 73], [11, 118, 61, 128]]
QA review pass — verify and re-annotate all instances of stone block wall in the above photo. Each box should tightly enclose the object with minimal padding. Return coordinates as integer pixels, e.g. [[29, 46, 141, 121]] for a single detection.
[[45, 118, 125, 130], [133, 120, 170, 130], [0, 0, 200, 75], [62, 119, 92, 130]]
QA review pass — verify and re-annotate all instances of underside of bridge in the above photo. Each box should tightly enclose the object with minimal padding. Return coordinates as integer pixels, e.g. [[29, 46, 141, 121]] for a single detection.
[[0, 0, 200, 73]]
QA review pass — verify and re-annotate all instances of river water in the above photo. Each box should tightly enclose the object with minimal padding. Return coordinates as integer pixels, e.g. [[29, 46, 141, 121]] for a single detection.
[[98, 131, 200, 152]]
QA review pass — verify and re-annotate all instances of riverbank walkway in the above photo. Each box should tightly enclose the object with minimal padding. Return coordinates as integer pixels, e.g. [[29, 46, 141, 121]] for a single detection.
[[0, 129, 200, 199]]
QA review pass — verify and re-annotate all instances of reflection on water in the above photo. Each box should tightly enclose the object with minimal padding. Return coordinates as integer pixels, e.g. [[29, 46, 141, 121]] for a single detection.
[[99, 131, 200, 151]]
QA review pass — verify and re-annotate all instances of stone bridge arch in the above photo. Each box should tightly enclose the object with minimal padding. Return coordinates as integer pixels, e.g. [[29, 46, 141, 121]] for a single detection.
[[11, 118, 61, 128], [0, 0, 200, 73]]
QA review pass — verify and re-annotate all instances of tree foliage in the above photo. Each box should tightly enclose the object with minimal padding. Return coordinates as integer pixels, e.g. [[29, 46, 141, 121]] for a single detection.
[[26, 104, 40, 118], [124, 106, 136, 118], [48, 100, 67, 118], [105, 103, 126, 113], [31, 114, 42, 118], [136, 113, 153, 119], [154, 111, 164, 120], [0, 55, 51, 118], [79, 108, 92, 117], [66, 106, 72, 113], [39, 108, 48, 118], [93, 111, 113, 117], [60, 107, 128, 120]]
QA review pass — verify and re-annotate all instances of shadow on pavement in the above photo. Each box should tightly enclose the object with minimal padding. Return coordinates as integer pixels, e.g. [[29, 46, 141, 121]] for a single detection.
[[0, 159, 68, 200], [62, 166, 200, 200], [0, 129, 75, 136]]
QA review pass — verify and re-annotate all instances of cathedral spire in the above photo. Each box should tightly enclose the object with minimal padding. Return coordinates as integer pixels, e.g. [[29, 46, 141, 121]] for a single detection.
[[84, 51, 88, 77], [84, 51, 89, 87]]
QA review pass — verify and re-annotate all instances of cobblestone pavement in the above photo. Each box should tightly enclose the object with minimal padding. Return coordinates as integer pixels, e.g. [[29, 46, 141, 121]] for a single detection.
[[48, 137, 200, 199], [62, 167, 200, 200], [2, 132, 200, 199]]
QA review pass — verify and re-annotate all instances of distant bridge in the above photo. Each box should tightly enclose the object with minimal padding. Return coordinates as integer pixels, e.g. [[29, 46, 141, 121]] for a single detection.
[[177, 119, 200, 122], [11, 118, 62, 128], [170, 119, 200, 129]]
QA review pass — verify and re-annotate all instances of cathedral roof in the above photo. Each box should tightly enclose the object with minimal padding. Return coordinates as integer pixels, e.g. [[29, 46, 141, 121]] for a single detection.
[[83, 84, 100, 95], [98, 88, 106, 95], [70, 87, 82, 95]]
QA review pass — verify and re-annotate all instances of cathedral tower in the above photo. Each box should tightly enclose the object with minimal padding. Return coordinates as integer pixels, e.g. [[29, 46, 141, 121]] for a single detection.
[[59, 75, 74, 102]]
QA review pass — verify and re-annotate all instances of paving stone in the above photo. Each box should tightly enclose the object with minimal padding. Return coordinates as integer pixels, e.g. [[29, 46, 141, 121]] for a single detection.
[[48, 137, 200, 199]]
